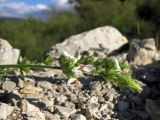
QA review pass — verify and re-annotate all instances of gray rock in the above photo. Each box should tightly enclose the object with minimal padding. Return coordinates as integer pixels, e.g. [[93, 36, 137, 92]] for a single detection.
[[63, 101, 75, 108], [37, 81, 53, 90], [76, 101, 87, 110], [42, 97, 54, 108], [98, 97, 106, 104], [145, 99, 160, 120], [105, 82, 112, 89], [71, 114, 86, 120], [43, 111, 61, 120], [87, 96, 98, 105], [26, 93, 44, 99], [7, 107, 21, 120], [47, 26, 128, 58], [90, 81, 102, 92], [128, 38, 159, 65], [117, 101, 129, 112], [99, 104, 108, 111], [19, 78, 36, 87], [56, 94, 68, 104], [0, 38, 20, 64], [51, 91, 59, 98], [106, 101, 114, 110], [104, 90, 114, 102], [69, 94, 77, 103], [20, 99, 45, 120], [2, 81, 16, 91], [19, 86, 43, 94], [85, 104, 100, 119], [55, 105, 76, 118], [101, 114, 111, 120], [18, 79, 24, 88], [0, 102, 14, 119]]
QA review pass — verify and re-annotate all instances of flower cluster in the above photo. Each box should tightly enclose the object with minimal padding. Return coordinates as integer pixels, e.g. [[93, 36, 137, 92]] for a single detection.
[[59, 51, 142, 93]]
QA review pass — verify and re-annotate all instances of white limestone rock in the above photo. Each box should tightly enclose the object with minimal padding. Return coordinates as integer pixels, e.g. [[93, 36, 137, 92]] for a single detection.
[[0, 38, 20, 64], [47, 26, 128, 58]]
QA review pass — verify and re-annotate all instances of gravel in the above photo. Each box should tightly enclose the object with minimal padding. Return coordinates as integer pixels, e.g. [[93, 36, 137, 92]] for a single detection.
[[0, 69, 155, 120]]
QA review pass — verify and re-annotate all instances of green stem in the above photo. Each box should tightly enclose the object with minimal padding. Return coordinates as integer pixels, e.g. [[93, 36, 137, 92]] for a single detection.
[[0, 64, 61, 69]]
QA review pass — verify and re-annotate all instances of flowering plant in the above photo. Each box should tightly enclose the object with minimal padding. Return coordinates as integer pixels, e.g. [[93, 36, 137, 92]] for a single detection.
[[59, 51, 142, 92], [0, 51, 142, 93]]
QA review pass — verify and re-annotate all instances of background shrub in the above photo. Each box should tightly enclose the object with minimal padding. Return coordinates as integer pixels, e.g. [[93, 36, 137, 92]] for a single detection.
[[0, 0, 159, 60]]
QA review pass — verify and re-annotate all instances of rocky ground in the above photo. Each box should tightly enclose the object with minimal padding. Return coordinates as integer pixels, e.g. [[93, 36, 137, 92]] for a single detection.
[[0, 26, 160, 120], [0, 70, 152, 120]]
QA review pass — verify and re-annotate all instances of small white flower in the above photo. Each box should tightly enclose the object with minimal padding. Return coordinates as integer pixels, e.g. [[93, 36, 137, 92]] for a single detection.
[[72, 66, 83, 75], [67, 77, 81, 85], [62, 51, 81, 63], [72, 64, 95, 75], [63, 51, 75, 59], [109, 57, 121, 72], [82, 65, 95, 73], [67, 78, 77, 85]]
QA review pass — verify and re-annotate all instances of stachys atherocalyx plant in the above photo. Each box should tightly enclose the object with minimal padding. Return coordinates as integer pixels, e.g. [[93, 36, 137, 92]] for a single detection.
[[0, 51, 142, 93]]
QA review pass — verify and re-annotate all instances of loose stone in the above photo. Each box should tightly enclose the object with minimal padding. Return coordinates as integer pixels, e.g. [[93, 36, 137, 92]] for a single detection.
[[117, 101, 129, 112], [2, 81, 16, 91]]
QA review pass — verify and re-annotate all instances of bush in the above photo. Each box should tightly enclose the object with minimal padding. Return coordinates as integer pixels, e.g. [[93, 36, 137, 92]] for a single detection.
[[0, 0, 159, 60]]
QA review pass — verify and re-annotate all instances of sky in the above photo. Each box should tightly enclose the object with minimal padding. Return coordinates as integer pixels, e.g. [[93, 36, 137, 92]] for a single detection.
[[0, 0, 71, 18]]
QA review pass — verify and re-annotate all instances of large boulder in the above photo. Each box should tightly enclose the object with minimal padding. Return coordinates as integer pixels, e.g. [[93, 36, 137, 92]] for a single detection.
[[127, 38, 159, 66], [46, 26, 128, 58], [0, 38, 20, 64]]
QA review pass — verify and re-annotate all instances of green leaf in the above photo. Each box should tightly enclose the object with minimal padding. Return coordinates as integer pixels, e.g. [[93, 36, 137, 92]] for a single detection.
[[117, 74, 142, 93], [58, 55, 76, 78], [104, 58, 117, 70], [77, 54, 95, 65], [0, 68, 6, 81], [44, 56, 53, 66]]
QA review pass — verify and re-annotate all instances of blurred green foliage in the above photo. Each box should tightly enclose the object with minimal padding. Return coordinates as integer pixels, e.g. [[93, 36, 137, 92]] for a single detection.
[[0, 0, 159, 60]]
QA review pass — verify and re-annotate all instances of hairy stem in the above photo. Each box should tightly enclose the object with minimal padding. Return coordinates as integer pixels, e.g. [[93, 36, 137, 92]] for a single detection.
[[0, 64, 61, 69]]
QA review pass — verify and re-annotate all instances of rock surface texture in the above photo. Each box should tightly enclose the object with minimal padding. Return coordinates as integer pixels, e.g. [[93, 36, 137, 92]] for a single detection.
[[20, 99, 46, 120], [128, 38, 159, 66], [47, 26, 128, 58], [128, 39, 160, 83], [0, 38, 20, 64], [0, 102, 14, 119]]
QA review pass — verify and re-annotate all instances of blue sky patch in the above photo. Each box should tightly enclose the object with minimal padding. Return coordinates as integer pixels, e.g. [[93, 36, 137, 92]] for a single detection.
[[0, 0, 71, 18]]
